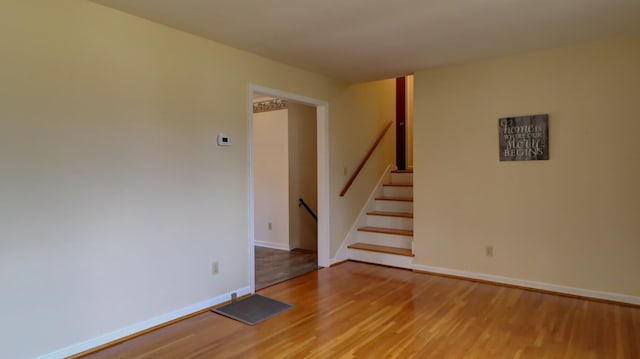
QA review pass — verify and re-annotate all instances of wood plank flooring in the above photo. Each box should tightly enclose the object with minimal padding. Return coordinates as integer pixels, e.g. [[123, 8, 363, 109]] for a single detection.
[[254, 246, 318, 290], [80, 261, 640, 359]]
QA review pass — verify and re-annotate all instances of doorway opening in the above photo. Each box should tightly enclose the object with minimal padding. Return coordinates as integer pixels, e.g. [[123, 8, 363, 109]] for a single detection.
[[396, 75, 414, 171], [248, 85, 329, 292]]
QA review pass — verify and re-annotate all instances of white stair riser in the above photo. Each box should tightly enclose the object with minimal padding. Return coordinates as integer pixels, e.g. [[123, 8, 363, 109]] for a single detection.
[[347, 249, 413, 269], [383, 186, 413, 197], [366, 215, 413, 230], [390, 172, 413, 185], [375, 200, 413, 213], [357, 231, 412, 249]]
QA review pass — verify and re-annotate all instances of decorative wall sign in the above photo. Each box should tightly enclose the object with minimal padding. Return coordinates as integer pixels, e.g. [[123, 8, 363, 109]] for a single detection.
[[499, 114, 549, 161]]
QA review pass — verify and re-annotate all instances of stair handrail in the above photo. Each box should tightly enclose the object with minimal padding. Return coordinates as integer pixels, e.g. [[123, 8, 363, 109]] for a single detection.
[[340, 121, 393, 197], [298, 198, 318, 221]]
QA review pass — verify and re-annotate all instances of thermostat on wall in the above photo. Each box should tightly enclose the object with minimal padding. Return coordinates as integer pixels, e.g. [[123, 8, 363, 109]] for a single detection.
[[217, 133, 232, 146]]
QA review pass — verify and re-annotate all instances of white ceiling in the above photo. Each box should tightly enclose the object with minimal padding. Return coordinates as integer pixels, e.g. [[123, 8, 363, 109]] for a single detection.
[[90, 0, 640, 82]]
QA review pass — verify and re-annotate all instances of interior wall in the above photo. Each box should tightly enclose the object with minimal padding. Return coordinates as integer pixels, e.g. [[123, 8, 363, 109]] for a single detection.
[[413, 37, 640, 297], [288, 103, 318, 251], [0, 1, 408, 357], [329, 79, 396, 256], [0, 1, 389, 358], [253, 109, 289, 250]]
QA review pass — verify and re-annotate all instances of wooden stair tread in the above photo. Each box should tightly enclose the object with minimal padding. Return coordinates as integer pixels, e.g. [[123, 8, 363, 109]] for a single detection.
[[366, 211, 413, 218], [348, 243, 414, 257], [391, 170, 413, 173], [357, 226, 413, 236], [375, 196, 413, 202], [383, 183, 413, 187]]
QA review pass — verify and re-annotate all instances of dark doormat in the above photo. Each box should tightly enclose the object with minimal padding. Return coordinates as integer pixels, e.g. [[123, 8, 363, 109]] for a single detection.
[[212, 294, 293, 325]]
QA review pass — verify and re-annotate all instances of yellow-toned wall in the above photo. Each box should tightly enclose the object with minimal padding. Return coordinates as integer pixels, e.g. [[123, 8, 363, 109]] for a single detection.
[[0, 1, 394, 358], [413, 37, 640, 297], [329, 79, 396, 253]]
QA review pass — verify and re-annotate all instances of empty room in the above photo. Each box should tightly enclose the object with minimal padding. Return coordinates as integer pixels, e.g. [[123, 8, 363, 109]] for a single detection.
[[1, 1, 639, 358]]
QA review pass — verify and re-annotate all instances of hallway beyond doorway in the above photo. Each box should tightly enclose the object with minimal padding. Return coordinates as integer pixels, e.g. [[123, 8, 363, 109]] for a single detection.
[[255, 246, 318, 290]]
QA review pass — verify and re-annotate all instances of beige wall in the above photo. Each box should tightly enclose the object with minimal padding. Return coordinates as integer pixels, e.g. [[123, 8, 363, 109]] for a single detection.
[[413, 37, 640, 297], [253, 109, 290, 250], [288, 103, 318, 251], [254, 103, 318, 252], [0, 1, 393, 358], [329, 79, 396, 253]]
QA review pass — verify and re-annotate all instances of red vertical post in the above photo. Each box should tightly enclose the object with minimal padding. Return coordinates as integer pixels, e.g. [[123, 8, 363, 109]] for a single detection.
[[396, 77, 406, 171]]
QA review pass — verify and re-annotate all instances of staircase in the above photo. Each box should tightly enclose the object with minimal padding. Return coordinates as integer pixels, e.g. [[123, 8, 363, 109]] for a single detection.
[[347, 170, 414, 269]]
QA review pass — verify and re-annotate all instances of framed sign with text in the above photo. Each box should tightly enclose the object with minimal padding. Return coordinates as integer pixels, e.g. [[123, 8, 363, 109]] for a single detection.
[[499, 114, 549, 161]]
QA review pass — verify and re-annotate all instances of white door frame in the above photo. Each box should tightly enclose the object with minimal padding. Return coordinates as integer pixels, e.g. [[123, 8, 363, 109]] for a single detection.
[[248, 84, 330, 293]]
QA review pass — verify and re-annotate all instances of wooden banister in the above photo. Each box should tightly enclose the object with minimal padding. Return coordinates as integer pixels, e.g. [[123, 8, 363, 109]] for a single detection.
[[340, 121, 393, 197]]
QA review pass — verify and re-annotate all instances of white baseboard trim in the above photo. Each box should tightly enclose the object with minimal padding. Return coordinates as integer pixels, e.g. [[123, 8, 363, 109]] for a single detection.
[[37, 286, 252, 359], [254, 241, 290, 251], [412, 263, 640, 306]]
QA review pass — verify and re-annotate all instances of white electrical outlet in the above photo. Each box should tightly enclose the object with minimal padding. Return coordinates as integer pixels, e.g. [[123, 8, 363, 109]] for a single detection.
[[211, 261, 219, 275]]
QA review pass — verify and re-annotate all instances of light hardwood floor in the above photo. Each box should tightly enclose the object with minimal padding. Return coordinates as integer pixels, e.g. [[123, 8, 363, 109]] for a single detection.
[[80, 261, 640, 358]]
